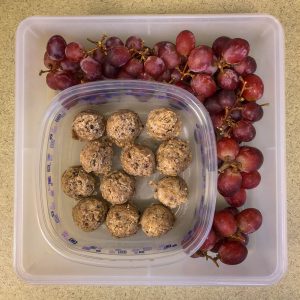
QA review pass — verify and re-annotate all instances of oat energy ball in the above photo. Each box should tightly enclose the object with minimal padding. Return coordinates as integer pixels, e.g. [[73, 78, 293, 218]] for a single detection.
[[72, 198, 108, 232], [100, 170, 135, 205], [146, 108, 182, 141], [106, 203, 140, 238], [156, 138, 192, 176], [72, 110, 105, 141], [154, 176, 188, 208], [80, 138, 113, 175], [106, 109, 143, 147], [140, 204, 175, 237], [120, 144, 156, 176], [61, 166, 96, 199]]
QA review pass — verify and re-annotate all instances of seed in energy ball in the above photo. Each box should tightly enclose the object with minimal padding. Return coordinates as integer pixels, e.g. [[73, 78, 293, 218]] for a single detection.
[[140, 204, 175, 237], [72, 110, 105, 141], [146, 108, 182, 141], [72, 198, 108, 232]]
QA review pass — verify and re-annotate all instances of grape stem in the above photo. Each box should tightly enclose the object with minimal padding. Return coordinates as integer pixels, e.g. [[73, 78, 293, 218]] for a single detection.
[[39, 69, 52, 76], [202, 251, 220, 267]]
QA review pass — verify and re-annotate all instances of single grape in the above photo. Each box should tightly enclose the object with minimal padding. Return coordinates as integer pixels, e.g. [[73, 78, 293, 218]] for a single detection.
[[125, 35, 143, 50], [144, 56, 166, 78], [170, 69, 181, 83], [159, 44, 181, 69], [225, 189, 246, 207], [241, 74, 264, 101], [105, 36, 124, 49], [106, 46, 131, 67], [60, 59, 80, 72], [210, 238, 224, 253], [175, 81, 193, 93], [217, 168, 242, 197], [44, 52, 60, 70], [230, 109, 242, 121], [222, 38, 250, 64], [65, 42, 85, 62], [92, 49, 106, 63], [236, 208, 263, 234], [217, 89, 236, 109], [228, 231, 249, 246], [212, 36, 231, 58], [123, 58, 144, 77], [217, 68, 239, 90], [242, 102, 264, 122], [241, 170, 261, 189], [102, 61, 119, 79], [187, 45, 213, 72], [236, 146, 264, 173], [157, 69, 171, 82], [204, 95, 223, 114], [233, 56, 257, 75], [46, 71, 78, 90], [200, 229, 218, 252], [223, 206, 239, 216], [138, 72, 153, 81], [217, 137, 239, 161], [232, 120, 256, 142], [117, 70, 134, 79], [218, 241, 248, 265], [153, 41, 175, 56], [80, 56, 102, 80], [46, 35, 67, 61], [191, 74, 217, 98], [176, 30, 196, 57], [213, 210, 238, 237], [211, 112, 224, 130], [203, 56, 218, 75]]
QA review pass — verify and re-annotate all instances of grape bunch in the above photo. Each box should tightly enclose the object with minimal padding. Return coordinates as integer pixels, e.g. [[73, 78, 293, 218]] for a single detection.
[[41, 31, 266, 266]]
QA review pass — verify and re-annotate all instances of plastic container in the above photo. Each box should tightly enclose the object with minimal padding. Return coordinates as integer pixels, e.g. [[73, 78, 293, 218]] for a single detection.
[[37, 80, 217, 267], [14, 14, 286, 285]]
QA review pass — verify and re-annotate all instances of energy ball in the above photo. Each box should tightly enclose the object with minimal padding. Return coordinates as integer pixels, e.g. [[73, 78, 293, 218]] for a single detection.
[[100, 170, 135, 205], [106, 109, 143, 147], [153, 176, 188, 208], [61, 166, 96, 199], [140, 204, 175, 237], [106, 203, 140, 238], [72, 197, 108, 232], [80, 138, 113, 175], [72, 110, 105, 141], [146, 108, 182, 141], [156, 138, 192, 176], [120, 144, 156, 176]]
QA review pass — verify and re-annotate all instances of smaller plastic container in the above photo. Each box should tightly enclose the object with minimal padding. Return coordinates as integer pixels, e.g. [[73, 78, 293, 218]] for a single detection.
[[37, 80, 217, 267]]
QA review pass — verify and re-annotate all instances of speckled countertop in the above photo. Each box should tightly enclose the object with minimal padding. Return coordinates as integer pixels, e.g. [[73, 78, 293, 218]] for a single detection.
[[0, 0, 299, 299]]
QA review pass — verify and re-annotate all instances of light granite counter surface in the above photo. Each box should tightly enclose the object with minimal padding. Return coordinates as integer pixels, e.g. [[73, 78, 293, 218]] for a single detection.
[[0, 0, 299, 299]]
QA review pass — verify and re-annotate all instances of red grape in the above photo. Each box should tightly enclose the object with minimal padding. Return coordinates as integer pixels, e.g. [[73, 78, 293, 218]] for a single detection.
[[230, 109, 242, 121], [217, 137, 239, 161], [158, 44, 181, 69], [236, 146, 264, 173], [175, 81, 193, 93], [176, 30, 196, 57], [102, 61, 119, 79], [46, 71, 78, 90], [153, 41, 175, 56], [170, 69, 181, 83], [125, 35, 143, 50], [223, 206, 239, 216], [144, 56, 166, 78], [218, 168, 242, 197], [203, 56, 218, 75], [43, 52, 60, 70], [191, 74, 217, 98], [211, 113, 224, 129], [225, 189, 246, 207], [138, 72, 153, 81], [46, 35, 67, 61], [233, 56, 257, 75], [123, 58, 144, 77], [105, 36, 124, 49], [241, 170, 261, 189], [242, 74, 264, 101], [213, 210, 237, 237], [217, 89, 236, 109], [65, 42, 85, 62], [217, 68, 239, 90], [210, 238, 224, 253], [92, 49, 106, 63], [106, 46, 131, 67], [212, 36, 231, 58], [200, 229, 218, 252], [236, 208, 263, 234], [80, 56, 102, 80], [218, 241, 248, 265], [242, 102, 264, 122], [232, 120, 256, 142], [204, 95, 223, 114], [117, 70, 134, 79], [188, 45, 213, 72], [222, 38, 250, 64], [60, 59, 80, 72], [157, 69, 171, 82]]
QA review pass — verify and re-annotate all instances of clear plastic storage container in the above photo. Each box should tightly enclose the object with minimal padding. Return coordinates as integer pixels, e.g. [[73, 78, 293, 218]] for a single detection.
[[37, 80, 217, 267], [14, 14, 286, 285]]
